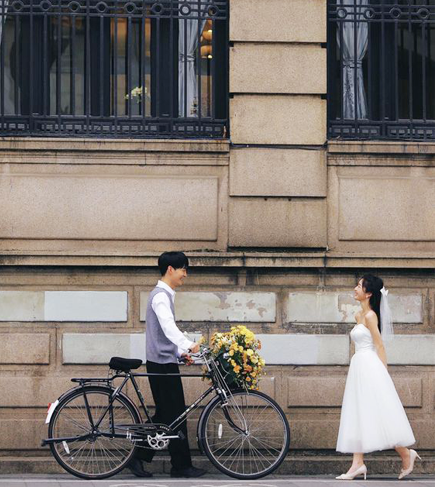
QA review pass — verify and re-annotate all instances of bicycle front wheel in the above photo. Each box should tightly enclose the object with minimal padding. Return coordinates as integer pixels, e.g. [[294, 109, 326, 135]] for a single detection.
[[48, 386, 140, 479], [199, 390, 290, 479]]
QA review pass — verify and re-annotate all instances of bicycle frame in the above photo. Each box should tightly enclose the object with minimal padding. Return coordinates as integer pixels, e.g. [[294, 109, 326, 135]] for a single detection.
[[43, 350, 246, 447]]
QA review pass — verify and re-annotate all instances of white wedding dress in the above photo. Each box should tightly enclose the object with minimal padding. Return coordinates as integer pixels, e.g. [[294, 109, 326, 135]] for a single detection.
[[336, 324, 415, 453]]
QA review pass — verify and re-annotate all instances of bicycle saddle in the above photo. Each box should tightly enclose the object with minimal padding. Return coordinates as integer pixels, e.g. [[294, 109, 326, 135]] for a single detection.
[[109, 356, 143, 372]]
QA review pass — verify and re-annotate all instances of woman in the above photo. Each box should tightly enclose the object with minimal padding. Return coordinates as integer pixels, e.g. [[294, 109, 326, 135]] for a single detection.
[[336, 274, 419, 480]]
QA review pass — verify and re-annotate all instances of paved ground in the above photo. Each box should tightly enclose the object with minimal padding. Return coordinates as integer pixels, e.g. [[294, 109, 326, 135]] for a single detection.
[[0, 475, 435, 487]]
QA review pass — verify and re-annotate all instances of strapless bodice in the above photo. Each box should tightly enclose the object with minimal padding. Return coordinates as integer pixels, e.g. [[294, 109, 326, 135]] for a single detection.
[[351, 324, 375, 352]]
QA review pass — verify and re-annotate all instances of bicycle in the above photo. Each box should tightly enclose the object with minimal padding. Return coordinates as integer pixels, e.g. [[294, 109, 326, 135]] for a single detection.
[[42, 347, 290, 480]]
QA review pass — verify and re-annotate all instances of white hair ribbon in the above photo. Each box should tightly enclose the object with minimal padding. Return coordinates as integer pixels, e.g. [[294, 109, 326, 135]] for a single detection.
[[380, 287, 394, 342]]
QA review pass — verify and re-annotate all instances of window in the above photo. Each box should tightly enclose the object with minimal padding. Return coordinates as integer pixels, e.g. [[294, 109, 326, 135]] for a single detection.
[[328, 0, 435, 140], [0, 0, 228, 137]]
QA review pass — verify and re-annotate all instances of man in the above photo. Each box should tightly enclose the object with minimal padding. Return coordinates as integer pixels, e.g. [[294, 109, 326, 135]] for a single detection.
[[129, 251, 206, 478]]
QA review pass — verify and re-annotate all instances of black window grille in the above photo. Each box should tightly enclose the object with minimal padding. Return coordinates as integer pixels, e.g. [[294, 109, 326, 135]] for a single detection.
[[328, 0, 435, 140], [0, 0, 228, 138]]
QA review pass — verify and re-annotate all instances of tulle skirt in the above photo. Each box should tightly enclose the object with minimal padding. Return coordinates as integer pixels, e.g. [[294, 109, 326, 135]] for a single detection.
[[336, 350, 415, 453]]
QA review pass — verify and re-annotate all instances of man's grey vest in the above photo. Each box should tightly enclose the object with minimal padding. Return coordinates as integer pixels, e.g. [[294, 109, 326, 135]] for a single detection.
[[146, 286, 178, 364]]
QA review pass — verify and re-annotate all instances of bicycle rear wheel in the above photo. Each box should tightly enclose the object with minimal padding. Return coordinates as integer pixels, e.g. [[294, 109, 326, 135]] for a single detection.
[[48, 385, 140, 479], [199, 390, 290, 479]]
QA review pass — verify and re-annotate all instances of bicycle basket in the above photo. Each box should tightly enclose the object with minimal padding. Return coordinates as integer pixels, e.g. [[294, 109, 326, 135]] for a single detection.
[[215, 353, 238, 388]]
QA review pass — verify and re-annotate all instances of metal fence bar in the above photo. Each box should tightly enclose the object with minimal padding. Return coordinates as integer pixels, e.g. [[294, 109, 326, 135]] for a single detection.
[[328, 0, 435, 140], [0, 0, 227, 138]]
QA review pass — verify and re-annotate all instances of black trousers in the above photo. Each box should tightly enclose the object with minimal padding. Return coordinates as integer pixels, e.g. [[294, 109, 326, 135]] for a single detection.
[[135, 360, 192, 470]]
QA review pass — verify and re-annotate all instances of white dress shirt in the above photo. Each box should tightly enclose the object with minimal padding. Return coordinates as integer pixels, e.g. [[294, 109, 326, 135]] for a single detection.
[[152, 280, 193, 355]]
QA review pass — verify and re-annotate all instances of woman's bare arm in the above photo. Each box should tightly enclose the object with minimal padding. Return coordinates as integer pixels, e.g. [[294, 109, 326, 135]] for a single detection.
[[365, 311, 387, 368]]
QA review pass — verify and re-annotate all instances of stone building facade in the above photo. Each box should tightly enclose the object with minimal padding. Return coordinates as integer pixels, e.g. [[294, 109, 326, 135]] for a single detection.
[[0, 0, 434, 475]]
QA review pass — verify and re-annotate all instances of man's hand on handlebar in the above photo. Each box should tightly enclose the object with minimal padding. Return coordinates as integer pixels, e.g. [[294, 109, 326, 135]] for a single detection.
[[180, 353, 194, 365], [189, 342, 200, 354]]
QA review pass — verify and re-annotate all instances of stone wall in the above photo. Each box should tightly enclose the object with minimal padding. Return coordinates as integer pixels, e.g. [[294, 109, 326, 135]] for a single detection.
[[229, 0, 328, 249], [0, 266, 433, 459], [0, 0, 434, 474]]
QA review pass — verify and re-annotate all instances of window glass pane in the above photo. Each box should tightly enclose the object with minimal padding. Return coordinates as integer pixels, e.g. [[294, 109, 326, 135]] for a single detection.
[[0, 0, 228, 137], [199, 18, 212, 117], [2, 16, 19, 115], [328, 0, 435, 139], [112, 16, 151, 117]]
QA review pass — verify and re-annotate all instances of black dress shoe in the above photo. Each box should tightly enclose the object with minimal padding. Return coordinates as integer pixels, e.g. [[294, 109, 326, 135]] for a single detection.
[[170, 466, 206, 478], [128, 457, 153, 478]]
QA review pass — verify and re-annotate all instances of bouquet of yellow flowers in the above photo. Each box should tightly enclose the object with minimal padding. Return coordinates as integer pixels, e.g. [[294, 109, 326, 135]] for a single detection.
[[209, 325, 265, 390]]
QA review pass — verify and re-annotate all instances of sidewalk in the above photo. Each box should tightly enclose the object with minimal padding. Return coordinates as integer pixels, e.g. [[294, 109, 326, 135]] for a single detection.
[[2, 453, 434, 476], [0, 474, 434, 487]]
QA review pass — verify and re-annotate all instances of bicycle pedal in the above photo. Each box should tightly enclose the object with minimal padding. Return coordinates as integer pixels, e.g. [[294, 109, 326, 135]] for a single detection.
[[177, 431, 185, 440]]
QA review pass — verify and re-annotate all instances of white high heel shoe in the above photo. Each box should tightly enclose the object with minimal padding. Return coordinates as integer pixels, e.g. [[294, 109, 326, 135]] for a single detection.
[[398, 449, 421, 480], [336, 464, 367, 480]]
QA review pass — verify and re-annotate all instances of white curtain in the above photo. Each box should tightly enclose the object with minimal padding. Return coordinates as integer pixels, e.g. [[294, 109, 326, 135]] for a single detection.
[[178, 2, 206, 117], [337, 0, 369, 119], [0, 0, 8, 45]]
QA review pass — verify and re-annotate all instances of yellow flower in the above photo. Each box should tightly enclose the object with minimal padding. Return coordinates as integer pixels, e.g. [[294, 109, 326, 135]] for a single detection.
[[247, 349, 253, 356], [234, 365, 241, 373], [229, 349, 234, 356]]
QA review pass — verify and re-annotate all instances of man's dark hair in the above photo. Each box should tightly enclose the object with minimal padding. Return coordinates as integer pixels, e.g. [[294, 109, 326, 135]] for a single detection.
[[158, 251, 189, 276]]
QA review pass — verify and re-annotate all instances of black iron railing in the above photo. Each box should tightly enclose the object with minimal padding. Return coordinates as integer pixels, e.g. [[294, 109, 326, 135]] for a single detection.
[[0, 0, 228, 138], [328, 0, 435, 140]]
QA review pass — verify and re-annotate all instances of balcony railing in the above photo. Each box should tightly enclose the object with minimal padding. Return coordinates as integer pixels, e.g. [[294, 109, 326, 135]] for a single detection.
[[328, 0, 435, 140], [0, 0, 228, 138]]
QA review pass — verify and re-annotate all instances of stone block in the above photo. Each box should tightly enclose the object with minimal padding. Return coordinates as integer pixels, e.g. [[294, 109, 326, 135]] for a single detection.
[[386, 336, 435, 365], [0, 377, 72, 407], [176, 292, 276, 322], [338, 173, 435, 241], [288, 292, 356, 323], [229, 198, 327, 248], [287, 292, 423, 324], [230, 0, 326, 43], [291, 419, 340, 449], [141, 291, 276, 322], [389, 294, 423, 323], [288, 378, 346, 407], [230, 95, 326, 145], [0, 291, 44, 321], [230, 44, 326, 94], [256, 334, 349, 365], [230, 148, 327, 197], [0, 418, 46, 449], [392, 378, 423, 408], [63, 333, 202, 364], [45, 291, 128, 322], [408, 419, 435, 449], [63, 333, 146, 364], [0, 333, 50, 364], [0, 172, 219, 241]]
